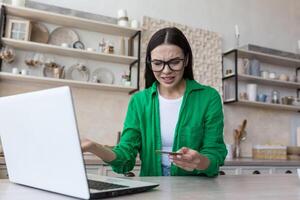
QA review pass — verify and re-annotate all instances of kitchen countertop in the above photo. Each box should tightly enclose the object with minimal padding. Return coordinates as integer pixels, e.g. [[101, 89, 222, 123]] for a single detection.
[[1, 175, 300, 199], [1, 154, 300, 166]]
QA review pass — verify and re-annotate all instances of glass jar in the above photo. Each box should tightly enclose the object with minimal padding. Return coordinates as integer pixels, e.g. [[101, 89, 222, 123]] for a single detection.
[[271, 90, 280, 104]]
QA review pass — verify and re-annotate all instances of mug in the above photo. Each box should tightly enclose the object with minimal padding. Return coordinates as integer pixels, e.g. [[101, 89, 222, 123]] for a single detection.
[[257, 94, 267, 102], [269, 72, 277, 79], [131, 20, 139, 29], [260, 70, 269, 79], [12, 67, 19, 74], [86, 48, 95, 52], [61, 43, 69, 48], [21, 69, 28, 75]]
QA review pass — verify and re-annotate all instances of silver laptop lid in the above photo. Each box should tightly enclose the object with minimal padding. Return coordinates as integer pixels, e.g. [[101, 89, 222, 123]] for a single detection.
[[0, 87, 90, 199]]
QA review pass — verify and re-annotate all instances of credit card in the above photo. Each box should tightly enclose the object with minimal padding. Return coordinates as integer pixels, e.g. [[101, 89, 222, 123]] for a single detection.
[[155, 150, 183, 156]]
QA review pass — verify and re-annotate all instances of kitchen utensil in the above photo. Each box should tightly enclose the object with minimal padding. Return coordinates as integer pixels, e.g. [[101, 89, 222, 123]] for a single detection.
[[30, 22, 49, 43], [239, 119, 247, 141], [48, 27, 79, 47], [233, 119, 247, 158]]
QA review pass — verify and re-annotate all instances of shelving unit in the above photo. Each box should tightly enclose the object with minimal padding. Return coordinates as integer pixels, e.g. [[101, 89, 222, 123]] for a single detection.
[[222, 46, 300, 112], [0, 4, 141, 93]]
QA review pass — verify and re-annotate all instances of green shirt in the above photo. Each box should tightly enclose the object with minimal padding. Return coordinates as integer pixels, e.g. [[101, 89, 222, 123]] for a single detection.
[[107, 79, 227, 177]]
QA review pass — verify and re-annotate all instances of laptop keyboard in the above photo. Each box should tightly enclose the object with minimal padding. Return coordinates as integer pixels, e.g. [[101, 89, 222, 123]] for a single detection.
[[88, 179, 129, 191]]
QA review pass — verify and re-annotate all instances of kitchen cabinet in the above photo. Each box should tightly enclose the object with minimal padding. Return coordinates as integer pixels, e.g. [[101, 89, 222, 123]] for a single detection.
[[0, 4, 141, 93], [0, 165, 8, 179], [222, 44, 300, 111], [85, 164, 140, 177], [219, 166, 299, 175]]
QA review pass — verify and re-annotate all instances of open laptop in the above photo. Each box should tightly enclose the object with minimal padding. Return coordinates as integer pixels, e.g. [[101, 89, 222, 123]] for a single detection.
[[0, 86, 158, 199]]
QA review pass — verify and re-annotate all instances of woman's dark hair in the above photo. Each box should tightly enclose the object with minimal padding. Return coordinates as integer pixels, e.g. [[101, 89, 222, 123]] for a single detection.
[[145, 27, 194, 88]]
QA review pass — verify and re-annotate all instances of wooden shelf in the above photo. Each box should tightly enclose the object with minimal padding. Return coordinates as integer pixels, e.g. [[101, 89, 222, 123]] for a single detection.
[[237, 49, 300, 67], [225, 99, 300, 112], [0, 72, 135, 92], [238, 74, 300, 89], [2, 4, 140, 37], [224, 49, 300, 67], [2, 38, 137, 65]]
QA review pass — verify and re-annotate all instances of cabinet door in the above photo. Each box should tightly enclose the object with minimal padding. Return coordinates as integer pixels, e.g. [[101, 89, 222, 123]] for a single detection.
[[102, 166, 141, 177], [240, 167, 272, 175], [219, 167, 240, 175], [0, 166, 8, 179], [273, 167, 297, 174], [85, 165, 102, 175]]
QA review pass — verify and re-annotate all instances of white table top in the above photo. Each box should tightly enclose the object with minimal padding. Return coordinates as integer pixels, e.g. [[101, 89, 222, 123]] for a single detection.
[[1, 175, 300, 199]]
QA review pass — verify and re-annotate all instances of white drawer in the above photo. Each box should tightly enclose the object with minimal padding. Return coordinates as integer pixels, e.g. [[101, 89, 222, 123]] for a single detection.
[[102, 166, 140, 177], [219, 167, 240, 175], [273, 167, 297, 174], [0, 167, 8, 179], [85, 165, 102, 175], [240, 167, 272, 175]]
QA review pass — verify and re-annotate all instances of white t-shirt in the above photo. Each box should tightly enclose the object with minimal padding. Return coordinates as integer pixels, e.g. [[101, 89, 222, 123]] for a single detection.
[[158, 93, 183, 167]]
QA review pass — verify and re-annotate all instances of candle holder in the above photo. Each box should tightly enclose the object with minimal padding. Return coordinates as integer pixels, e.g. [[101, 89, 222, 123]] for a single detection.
[[235, 34, 240, 49]]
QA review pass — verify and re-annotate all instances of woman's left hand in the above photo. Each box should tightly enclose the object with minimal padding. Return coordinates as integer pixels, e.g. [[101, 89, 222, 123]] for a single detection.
[[169, 147, 210, 171]]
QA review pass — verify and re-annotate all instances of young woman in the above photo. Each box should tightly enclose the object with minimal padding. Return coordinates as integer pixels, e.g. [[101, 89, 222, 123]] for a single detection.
[[81, 27, 227, 177]]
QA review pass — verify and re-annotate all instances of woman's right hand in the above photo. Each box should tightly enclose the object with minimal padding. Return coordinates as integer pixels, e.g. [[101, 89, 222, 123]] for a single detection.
[[81, 138, 96, 153], [80, 138, 116, 162]]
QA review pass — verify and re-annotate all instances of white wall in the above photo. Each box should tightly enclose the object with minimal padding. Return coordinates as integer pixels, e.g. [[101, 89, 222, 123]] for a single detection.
[[32, 0, 300, 52]]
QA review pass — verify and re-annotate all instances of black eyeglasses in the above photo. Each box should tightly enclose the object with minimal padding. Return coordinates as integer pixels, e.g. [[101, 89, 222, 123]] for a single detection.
[[149, 58, 185, 72]]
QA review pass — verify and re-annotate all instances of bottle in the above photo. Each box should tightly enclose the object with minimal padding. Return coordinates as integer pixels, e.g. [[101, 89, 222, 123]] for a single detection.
[[271, 90, 280, 104]]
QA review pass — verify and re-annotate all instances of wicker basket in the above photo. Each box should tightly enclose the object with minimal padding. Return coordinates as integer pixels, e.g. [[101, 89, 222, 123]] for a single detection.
[[252, 145, 287, 160]]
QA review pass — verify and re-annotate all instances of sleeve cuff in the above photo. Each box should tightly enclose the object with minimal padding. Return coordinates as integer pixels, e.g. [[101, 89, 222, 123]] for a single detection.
[[195, 154, 219, 177]]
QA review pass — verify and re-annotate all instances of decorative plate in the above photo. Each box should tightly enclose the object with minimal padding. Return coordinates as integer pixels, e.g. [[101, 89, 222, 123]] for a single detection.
[[30, 22, 49, 43], [66, 64, 90, 82], [48, 27, 80, 46], [91, 68, 114, 84]]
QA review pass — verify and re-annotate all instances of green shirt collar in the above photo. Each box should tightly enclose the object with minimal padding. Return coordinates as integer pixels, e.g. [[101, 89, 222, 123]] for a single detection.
[[150, 79, 205, 96]]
